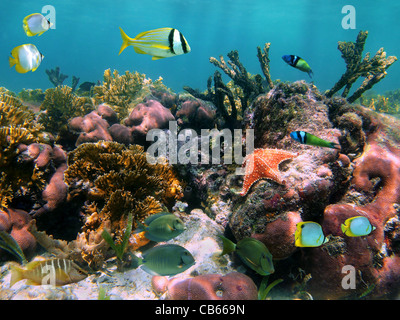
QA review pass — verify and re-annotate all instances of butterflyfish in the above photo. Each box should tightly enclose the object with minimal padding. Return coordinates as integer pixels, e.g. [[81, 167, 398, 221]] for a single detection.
[[282, 54, 313, 78], [118, 27, 191, 60], [10, 258, 88, 287], [136, 212, 185, 242], [295, 221, 328, 247], [9, 44, 44, 73], [341, 216, 376, 237], [290, 131, 340, 150], [23, 13, 52, 37], [219, 236, 274, 276], [132, 244, 195, 276]]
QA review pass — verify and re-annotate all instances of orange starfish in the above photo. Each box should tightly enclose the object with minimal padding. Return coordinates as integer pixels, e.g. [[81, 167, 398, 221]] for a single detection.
[[240, 148, 297, 196]]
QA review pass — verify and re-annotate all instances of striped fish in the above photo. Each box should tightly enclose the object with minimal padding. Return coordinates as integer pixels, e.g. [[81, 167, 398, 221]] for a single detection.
[[10, 258, 88, 286], [282, 54, 313, 78], [118, 27, 191, 60]]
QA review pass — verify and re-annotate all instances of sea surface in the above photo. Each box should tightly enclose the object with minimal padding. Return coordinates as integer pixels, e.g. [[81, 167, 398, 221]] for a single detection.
[[1, 0, 399, 95]]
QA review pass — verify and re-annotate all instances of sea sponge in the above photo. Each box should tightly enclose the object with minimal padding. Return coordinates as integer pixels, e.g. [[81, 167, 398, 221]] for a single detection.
[[0, 208, 36, 260], [63, 141, 183, 268], [122, 99, 175, 145], [154, 272, 258, 300]]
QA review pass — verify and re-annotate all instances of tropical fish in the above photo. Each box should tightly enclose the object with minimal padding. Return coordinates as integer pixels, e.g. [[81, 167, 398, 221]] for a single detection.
[[219, 236, 274, 276], [295, 222, 328, 247], [9, 44, 44, 73], [118, 27, 191, 60], [10, 258, 88, 287], [290, 131, 340, 150], [282, 55, 313, 78], [133, 244, 195, 276], [341, 216, 376, 237], [136, 212, 185, 242], [23, 13, 52, 37]]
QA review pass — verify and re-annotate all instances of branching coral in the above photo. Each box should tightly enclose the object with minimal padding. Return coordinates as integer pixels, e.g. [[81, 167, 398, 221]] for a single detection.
[[46, 67, 68, 87], [184, 43, 274, 129], [63, 141, 183, 268], [38, 85, 94, 140], [325, 31, 397, 103]]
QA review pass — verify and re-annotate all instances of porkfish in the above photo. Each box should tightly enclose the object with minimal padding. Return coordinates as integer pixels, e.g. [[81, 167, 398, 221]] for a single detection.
[[119, 27, 191, 60]]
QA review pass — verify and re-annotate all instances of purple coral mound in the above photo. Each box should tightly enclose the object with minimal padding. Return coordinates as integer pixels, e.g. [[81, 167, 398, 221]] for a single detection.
[[152, 272, 258, 300]]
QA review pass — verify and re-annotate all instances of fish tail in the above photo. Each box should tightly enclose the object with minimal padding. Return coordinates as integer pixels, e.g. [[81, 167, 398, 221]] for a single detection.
[[341, 223, 347, 235], [9, 262, 24, 287], [8, 56, 16, 68], [119, 27, 133, 55], [130, 253, 142, 269], [135, 221, 146, 232], [219, 235, 236, 256], [308, 70, 313, 78], [329, 142, 341, 150]]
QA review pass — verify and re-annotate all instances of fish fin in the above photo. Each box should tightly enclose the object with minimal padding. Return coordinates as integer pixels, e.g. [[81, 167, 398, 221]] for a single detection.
[[308, 70, 313, 78], [8, 56, 16, 68], [219, 235, 236, 256], [329, 142, 341, 150], [9, 262, 24, 287], [130, 254, 142, 269], [152, 56, 166, 60], [118, 27, 133, 55], [134, 28, 171, 40], [135, 221, 146, 232]]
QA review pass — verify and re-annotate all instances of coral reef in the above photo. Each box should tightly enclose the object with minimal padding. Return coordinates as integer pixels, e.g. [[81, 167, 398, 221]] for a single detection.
[[121, 99, 175, 145], [93, 69, 169, 121], [38, 86, 94, 142], [69, 105, 115, 146], [184, 42, 274, 129], [63, 141, 183, 268], [325, 31, 397, 103], [153, 272, 258, 300], [0, 209, 36, 261]]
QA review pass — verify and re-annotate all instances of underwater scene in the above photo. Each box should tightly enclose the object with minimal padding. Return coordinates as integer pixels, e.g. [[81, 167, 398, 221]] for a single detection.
[[1, 0, 400, 303]]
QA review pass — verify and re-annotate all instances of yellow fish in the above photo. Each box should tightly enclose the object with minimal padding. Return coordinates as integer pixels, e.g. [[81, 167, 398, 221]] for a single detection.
[[10, 258, 88, 287], [23, 13, 52, 37], [119, 27, 191, 60], [9, 44, 44, 73], [341, 216, 376, 237], [295, 221, 328, 247]]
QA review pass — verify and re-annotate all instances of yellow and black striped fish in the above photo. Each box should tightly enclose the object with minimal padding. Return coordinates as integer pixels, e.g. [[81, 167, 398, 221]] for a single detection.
[[10, 258, 88, 286], [118, 27, 191, 60]]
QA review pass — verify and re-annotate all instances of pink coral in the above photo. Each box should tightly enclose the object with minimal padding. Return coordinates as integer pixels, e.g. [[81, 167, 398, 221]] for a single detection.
[[153, 272, 258, 300], [0, 209, 36, 259], [123, 99, 175, 144], [69, 109, 113, 146]]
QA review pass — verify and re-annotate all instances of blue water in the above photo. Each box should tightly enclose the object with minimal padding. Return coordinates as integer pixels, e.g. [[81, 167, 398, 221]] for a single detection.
[[1, 0, 399, 95]]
